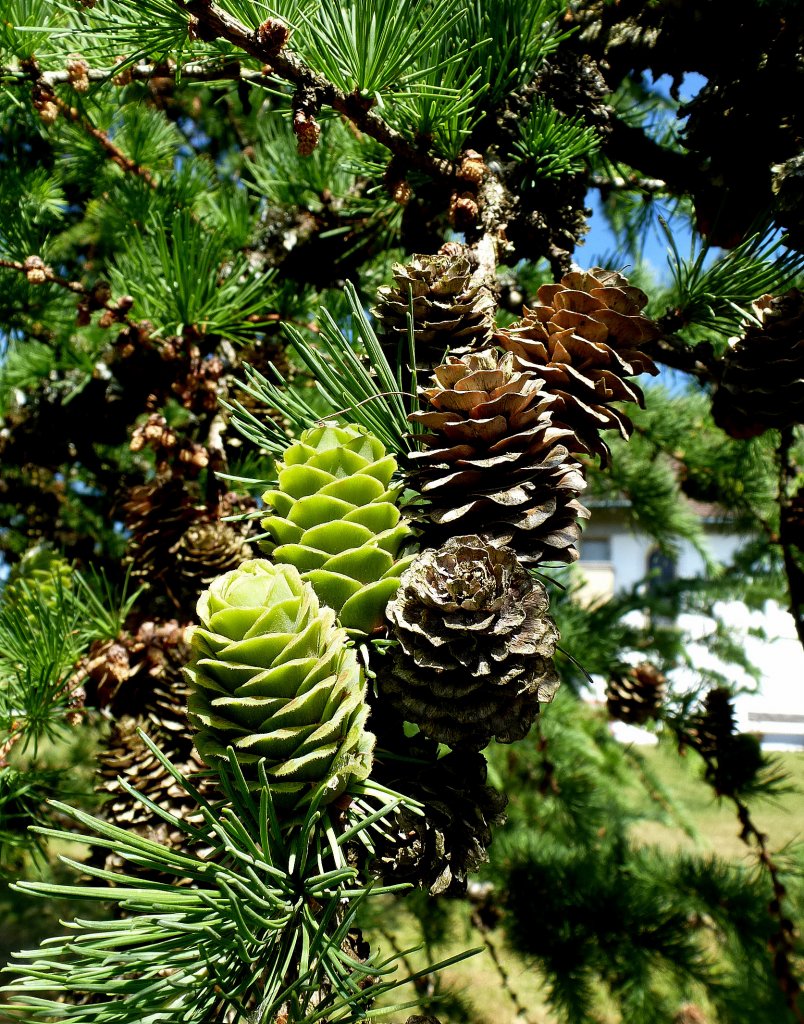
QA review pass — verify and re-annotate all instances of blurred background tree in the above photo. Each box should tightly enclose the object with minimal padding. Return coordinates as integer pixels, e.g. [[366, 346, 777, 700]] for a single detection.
[[1, 1, 803, 1022]]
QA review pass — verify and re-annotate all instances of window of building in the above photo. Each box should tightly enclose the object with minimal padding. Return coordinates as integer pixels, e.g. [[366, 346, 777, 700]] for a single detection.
[[580, 538, 611, 562]]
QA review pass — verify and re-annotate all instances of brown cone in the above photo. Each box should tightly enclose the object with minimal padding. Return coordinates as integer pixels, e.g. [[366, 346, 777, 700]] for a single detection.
[[123, 479, 196, 602], [373, 252, 495, 370], [711, 289, 804, 438], [176, 520, 252, 588], [687, 687, 764, 797], [382, 535, 560, 750], [405, 348, 588, 564], [495, 267, 659, 462], [77, 620, 214, 869], [606, 663, 667, 725], [371, 747, 507, 896]]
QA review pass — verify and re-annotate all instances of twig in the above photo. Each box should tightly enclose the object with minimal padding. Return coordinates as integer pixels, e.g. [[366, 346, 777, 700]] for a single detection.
[[0, 256, 133, 324], [470, 908, 533, 1024], [0, 256, 83, 295], [590, 172, 668, 194], [0, 60, 265, 88], [733, 797, 803, 1021], [48, 93, 157, 188], [649, 325, 720, 384]]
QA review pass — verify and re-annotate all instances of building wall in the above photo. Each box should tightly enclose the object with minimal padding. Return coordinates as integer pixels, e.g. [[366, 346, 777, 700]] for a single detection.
[[576, 514, 804, 750]]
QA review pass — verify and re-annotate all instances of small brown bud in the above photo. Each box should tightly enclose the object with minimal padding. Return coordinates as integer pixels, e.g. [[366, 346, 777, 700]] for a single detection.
[[449, 190, 479, 230], [179, 444, 209, 469], [76, 301, 92, 327], [389, 178, 412, 205], [37, 100, 59, 125], [98, 309, 115, 329], [439, 241, 464, 259], [256, 18, 290, 52], [67, 57, 90, 93], [458, 149, 487, 184], [23, 255, 48, 285], [91, 280, 112, 306], [112, 57, 133, 86], [293, 109, 321, 156]]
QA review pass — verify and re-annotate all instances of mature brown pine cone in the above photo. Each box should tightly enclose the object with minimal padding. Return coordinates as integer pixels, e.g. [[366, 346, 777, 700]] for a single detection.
[[97, 712, 207, 867], [373, 252, 495, 369], [82, 618, 219, 868], [495, 268, 659, 461], [78, 620, 215, 870], [405, 348, 588, 564], [382, 535, 560, 749], [711, 289, 804, 439], [606, 663, 667, 725], [176, 520, 252, 588], [371, 748, 507, 896], [123, 479, 196, 601]]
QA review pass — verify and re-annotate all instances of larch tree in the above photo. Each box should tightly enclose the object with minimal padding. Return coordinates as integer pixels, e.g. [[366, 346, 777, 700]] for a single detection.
[[0, 1, 803, 1023]]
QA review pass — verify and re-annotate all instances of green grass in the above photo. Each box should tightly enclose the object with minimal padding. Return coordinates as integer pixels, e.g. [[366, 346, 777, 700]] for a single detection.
[[626, 742, 804, 859]]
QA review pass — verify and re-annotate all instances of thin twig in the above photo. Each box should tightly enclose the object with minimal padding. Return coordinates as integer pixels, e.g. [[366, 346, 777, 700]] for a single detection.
[[0, 256, 135, 330], [0, 257, 84, 294], [733, 797, 803, 1020], [49, 93, 157, 188], [470, 908, 533, 1024]]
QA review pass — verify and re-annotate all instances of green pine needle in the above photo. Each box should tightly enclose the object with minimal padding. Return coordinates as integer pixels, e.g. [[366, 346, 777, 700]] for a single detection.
[[513, 97, 601, 184]]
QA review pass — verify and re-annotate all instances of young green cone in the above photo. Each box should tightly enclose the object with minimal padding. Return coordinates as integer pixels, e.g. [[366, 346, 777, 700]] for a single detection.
[[185, 559, 374, 811], [261, 422, 414, 637]]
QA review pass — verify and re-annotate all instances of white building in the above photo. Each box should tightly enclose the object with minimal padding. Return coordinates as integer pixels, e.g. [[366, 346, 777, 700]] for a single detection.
[[576, 504, 804, 750]]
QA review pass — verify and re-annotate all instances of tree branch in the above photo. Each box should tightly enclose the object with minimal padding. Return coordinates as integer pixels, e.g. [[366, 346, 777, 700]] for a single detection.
[[48, 93, 157, 188], [734, 797, 804, 1021], [175, 0, 457, 183], [0, 256, 134, 326], [604, 116, 693, 198]]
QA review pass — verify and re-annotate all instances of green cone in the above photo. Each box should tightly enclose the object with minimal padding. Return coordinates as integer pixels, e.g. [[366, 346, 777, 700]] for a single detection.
[[2, 544, 72, 621], [261, 423, 414, 637], [185, 559, 374, 811]]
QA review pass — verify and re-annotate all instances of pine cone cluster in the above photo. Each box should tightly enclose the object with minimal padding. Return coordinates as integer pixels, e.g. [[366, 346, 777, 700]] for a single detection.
[[382, 535, 560, 749], [711, 288, 804, 439], [373, 252, 495, 368], [606, 663, 667, 725], [185, 559, 374, 810], [495, 268, 659, 460], [371, 747, 507, 896], [406, 349, 588, 564], [261, 423, 414, 637]]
